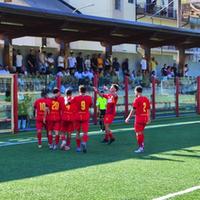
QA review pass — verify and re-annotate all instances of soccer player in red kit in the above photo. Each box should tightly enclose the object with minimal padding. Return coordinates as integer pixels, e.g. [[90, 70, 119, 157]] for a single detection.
[[60, 89, 75, 151], [73, 85, 92, 153], [33, 89, 48, 148], [125, 86, 151, 153], [45, 87, 62, 150], [94, 84, 119, 144]]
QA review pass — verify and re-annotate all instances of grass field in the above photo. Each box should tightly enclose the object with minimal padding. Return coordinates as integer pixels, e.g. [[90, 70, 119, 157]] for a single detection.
[[0, 116, 200, 200]]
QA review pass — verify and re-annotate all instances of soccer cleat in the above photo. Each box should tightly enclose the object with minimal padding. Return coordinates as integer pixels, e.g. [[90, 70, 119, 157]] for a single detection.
[[101, 139, 109, 143], [76, 147, 81, 153], [64, 146, 71, 151], [60, 141, 66, 150], [134, 147, 144, 153], [53, 145, 58, 150], [81, 143, 87, 153], [108, 138, 115, 145], [49, 144, 53, 150], [38, 145, 42, 149]]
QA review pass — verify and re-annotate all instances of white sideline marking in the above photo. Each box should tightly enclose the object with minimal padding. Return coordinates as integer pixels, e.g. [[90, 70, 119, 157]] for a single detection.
[[0, 120, 200, 148], [153, 185, 200, 200]]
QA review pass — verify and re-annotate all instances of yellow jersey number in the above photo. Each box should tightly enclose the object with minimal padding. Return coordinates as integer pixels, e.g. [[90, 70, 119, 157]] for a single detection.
[[143, 102, 147, 113], [81, 101, 86, 111], [39, 102, 46, 112], [52, 101, 59, 110]]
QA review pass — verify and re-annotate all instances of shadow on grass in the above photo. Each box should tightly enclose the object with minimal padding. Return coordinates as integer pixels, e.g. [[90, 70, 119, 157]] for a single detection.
[[0, 123, 199, 183]]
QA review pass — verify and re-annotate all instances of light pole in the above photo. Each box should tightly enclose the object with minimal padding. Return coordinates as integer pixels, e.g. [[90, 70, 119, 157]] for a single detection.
[[72, 3, 95, 13]]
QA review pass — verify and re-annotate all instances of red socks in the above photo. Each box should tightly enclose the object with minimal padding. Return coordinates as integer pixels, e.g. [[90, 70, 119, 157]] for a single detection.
[[108, 131, 114, 139], [82, 134, 88, 143], [55, 135, 60, 145], [48, 134, 53, 145], [37, 132, 42, 145], [137, 133, 144, 148], [66, 135, 71, 146], [76, 138, 81, 148]]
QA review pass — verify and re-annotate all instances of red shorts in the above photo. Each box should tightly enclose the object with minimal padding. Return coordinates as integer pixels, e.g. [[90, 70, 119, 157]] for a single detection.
[[47, 121, 60, 131], [36, 120, 46, 130], [134, 122, 146, 132], [104, 114, 114, 124], [75, 120, 89, 133], [60, 121, 74, 133]]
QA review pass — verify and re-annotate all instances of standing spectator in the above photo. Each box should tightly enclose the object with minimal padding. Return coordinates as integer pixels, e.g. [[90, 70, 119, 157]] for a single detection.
[[91, 54, 98, 73], [76, 52, 84, 72], [68, 51, 77, 73], [150, 57, 158, 75], [184, 64, 189, 77], [97, 53, 104, 73], [47, 53, 55, 74], [112, 57, 120, 79], [104, 55, 112, 73], [122, 58, 130, 76], [16, 49, 23, 73], [161, 64, 168, 77], [57, 51, 65, 71], [38, 49, 47, 74], [140, 56, 147, 75], [84, 55, 91, 70], [27, 49, 36, 75]]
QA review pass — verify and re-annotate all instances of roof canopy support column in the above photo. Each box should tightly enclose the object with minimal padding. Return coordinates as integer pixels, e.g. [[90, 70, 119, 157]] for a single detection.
[[3, 37, 13, 68], [60, 41, 70, 69], [177, 47, 185, 77], [144, 46, 151, 72]]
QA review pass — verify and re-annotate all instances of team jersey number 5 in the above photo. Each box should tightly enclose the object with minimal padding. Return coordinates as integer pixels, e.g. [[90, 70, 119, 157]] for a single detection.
[[81, 101, 86, 111], [143, 102, 147, 113], [52, 101, 59, 110]]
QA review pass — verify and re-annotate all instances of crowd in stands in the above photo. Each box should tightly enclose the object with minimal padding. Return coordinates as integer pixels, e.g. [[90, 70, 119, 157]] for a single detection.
[[0, 47, 191, 91]]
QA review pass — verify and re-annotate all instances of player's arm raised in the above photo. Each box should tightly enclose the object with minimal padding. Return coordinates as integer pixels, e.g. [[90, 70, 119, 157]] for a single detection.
[[93, 87, 103, 97]]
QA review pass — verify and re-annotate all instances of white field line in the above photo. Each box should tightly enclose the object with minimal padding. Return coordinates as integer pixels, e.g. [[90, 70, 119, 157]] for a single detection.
[[0, 120, 200, 148], [153, 185, 200, 200]]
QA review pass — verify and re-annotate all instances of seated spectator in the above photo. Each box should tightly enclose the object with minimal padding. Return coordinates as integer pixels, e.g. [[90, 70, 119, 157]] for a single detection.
[[161, 64, 168, 76], [0, 65, 10, 74], [82, 69, 94, 81]]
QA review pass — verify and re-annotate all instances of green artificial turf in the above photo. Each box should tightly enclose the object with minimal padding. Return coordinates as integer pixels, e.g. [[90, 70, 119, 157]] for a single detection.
[[0, 116, 200, 200]]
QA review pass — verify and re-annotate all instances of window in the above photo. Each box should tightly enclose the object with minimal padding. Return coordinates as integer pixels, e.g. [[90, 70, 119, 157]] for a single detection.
[[115, 0, 121, 10], [128, 0, 134, 3]]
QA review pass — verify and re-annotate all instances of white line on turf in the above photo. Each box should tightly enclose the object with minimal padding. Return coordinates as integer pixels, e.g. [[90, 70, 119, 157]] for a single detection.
[[153, 185, 200, 200], [0, 120, 200, 148]]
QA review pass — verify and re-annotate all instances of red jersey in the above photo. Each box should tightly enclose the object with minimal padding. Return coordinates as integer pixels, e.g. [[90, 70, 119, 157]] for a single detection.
[[46, 96, 62, 121], [133, 96, 150, 123], [103, 94, 118, 115], [34, 98, 48, 121], [73, 95, 92, 121], [60, 96, 76, 121]]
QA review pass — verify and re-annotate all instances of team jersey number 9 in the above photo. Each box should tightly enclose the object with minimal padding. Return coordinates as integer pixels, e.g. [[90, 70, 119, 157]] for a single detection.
[[81, 101, 86, 111], [39, 103, 46, 111], [143, 102, 147, 113], [52, 101, 59, 110]]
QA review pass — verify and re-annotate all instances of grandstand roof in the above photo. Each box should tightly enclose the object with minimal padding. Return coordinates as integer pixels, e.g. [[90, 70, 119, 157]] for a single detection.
[[0, 1, 200, 48]]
